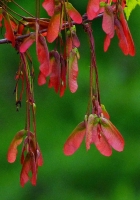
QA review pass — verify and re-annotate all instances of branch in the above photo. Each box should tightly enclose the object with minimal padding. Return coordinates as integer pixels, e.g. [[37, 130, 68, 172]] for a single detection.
[[0, 13, 103, 45]]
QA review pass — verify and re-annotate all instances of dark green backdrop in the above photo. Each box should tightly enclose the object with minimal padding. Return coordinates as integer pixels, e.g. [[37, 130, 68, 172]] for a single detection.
[[0, 1, 140, 200]]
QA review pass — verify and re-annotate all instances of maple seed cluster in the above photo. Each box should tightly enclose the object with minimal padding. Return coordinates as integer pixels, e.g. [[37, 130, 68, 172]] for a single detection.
[[64, 22, 125, 157], [0, 0, 135, 186]]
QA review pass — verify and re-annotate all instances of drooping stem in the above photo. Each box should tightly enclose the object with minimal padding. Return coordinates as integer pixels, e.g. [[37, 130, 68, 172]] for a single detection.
[[20, 53, 31, 151], [20, 53, 37, 148], [36, 0, 40, 20], [20, 53, 32, 100], [1, 1, 24, 19], [84, 23, 101, 110], [11, 0, 34, 17]]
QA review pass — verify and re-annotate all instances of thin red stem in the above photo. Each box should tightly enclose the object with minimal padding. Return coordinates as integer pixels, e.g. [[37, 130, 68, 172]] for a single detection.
[[84, 23, 101, 109]]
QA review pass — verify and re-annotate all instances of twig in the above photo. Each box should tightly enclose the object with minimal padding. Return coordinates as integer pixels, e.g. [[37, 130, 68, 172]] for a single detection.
[[0, 13, 103, 45]]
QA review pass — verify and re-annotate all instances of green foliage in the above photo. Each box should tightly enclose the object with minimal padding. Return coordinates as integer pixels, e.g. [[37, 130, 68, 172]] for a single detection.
[[124, 0, 140, 20]]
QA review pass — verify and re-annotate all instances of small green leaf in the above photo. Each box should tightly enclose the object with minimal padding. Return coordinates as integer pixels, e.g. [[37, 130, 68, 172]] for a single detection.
[[99, 1, 106, 7], [124, 0, 140, 20]]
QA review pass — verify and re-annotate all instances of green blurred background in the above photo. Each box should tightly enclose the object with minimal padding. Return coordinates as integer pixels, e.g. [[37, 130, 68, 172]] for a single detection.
[[0, 1, 140, 200]]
